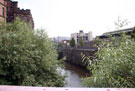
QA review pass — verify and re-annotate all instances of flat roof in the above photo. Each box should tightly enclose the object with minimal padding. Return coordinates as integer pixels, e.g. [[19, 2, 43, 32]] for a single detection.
[[103, 27, 134, 36]]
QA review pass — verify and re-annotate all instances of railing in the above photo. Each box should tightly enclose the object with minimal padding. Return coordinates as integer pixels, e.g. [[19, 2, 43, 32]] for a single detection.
[[0, 86, 135, 91]]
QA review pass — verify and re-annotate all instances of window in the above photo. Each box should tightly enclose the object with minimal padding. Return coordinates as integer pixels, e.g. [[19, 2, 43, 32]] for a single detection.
[[6, 7, 8, 13], [19, 16, 21, 19], [85, 36, 88, 40], [2, 7, 4, 17], [24, 16, 27, 21]]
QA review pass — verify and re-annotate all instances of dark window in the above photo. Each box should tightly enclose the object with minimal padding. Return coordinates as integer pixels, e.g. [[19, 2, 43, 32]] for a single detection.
[[86, 36, 88, 40], [6, 7, 8, 19], [77, 39, 79, 43], [2, 7, 4, 17], [6, 7, 8, 13], [24, 16, 27, 21]]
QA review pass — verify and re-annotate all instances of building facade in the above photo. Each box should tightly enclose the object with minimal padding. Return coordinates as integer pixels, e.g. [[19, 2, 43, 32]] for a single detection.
[[71, 30, 93, 44], [6, 0, 34, 28], [0, 0, 7, 23], [0, 0, 34, 28]]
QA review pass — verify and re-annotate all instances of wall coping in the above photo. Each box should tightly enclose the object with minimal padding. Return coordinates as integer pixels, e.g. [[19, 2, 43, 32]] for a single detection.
[[0, 86, 134, 91]]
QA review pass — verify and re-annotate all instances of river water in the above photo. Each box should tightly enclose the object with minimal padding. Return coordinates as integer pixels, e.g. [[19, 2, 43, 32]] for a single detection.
[[59, 62, 90, 87]]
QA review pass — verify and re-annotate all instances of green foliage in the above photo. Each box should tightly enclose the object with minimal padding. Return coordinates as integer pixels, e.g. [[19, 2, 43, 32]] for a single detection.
[[58, 43, 62, 48], [131, 27, 135, 39], [70, 38, 75, 47], [81, 53, 97, 74], [0, 19, 65, 87], [82, 34, 135, 87], [79, 37, 84, 47]]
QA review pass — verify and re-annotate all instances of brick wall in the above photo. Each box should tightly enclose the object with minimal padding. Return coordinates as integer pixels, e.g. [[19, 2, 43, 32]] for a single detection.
[[0, 0, 7, 23]]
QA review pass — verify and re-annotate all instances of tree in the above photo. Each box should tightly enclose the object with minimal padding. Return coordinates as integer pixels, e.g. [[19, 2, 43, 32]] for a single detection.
[[82, 35, 135, 87], [114, 16, 129, 29], [70, 38, 75, 47], [0, 19, 65, 87], [79, 37, 84, 47], [131, 27, 135, 39]]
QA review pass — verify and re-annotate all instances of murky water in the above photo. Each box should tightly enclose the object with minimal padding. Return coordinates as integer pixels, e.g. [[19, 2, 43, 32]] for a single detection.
[[58, 62, 90, 87]]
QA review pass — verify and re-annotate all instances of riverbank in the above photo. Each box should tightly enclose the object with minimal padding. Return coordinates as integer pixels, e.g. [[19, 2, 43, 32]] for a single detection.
[[59, 62, 90, 87], [66, 60, 92, 73]]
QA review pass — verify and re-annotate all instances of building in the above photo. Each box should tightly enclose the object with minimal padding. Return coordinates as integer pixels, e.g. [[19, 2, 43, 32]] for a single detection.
[[52, 36, 71, 48], [71, 30, 93, 44], [0, 0, 7, 23], [0, 0, 34, 28], [98, 27, 134, 39], [6, 0, 34, 28], [61, 40, 70, 47]]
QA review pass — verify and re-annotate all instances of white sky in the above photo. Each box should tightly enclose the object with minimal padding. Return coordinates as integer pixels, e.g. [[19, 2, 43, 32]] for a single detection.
[[17, 0, 135, 38]]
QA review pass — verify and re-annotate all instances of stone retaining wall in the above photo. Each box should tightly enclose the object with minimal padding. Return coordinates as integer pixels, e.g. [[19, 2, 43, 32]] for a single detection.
[[59, 48, 97, 67]]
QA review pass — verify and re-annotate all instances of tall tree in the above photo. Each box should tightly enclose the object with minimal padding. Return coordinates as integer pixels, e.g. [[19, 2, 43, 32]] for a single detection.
[[131, 27, 135, 39], [0, 19, 65, 87], [70, 38, 75, 47], [79, 37, 84, 47]]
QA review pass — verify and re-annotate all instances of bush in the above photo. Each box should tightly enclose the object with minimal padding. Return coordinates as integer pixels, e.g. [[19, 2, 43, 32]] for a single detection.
[[0, 19, 65, 87], [79, 37, 84, 47], [82, 35, 135, 87], [70, 38, 75, 47]]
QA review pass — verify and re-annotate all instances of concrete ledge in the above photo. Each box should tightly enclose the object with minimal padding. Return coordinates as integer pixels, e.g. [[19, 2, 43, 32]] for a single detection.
[[0, 86, 134, 91]]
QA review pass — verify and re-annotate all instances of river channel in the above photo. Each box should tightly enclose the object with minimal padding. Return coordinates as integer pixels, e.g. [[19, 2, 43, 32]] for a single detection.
[[59, 62, 90, 87]]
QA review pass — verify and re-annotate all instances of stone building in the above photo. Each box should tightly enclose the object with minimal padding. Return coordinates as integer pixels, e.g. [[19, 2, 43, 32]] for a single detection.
[[0, 0, 7, 23], [6, 0, 34, 28], [0, 0, 34, 28], [71, 30, 93, 44]]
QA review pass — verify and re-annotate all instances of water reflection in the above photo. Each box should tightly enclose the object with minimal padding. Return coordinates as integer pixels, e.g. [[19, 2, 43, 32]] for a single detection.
[[60, 62, 90, 87]]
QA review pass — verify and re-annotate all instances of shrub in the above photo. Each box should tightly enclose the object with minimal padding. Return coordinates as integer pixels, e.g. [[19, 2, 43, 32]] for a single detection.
[[70, 38, 75, 47], [79, 37, 84, 47], [0, 19, 65, 87], [82, 35, 135, 87]]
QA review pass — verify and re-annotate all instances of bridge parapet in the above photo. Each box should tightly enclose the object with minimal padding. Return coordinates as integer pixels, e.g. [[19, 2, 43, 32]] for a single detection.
[[0, 86, 134, 91]]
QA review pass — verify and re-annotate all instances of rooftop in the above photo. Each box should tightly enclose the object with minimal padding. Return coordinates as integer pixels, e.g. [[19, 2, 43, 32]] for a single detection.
[[103, 27, 134, 36]]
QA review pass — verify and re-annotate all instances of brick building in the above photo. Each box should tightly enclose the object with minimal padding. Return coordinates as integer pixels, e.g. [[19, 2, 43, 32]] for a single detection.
[[0, 0, 34, 28], [15, 8, 34, 28], [0, 0, 7, 22], [6, 0, 34, 28]]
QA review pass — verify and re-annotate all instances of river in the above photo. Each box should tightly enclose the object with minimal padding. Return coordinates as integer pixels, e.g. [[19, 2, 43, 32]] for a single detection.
[[58, 62, 90, 87]]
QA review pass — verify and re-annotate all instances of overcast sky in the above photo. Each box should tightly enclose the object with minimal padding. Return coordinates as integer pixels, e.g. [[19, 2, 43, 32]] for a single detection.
[[17, 0, 135, 38]]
